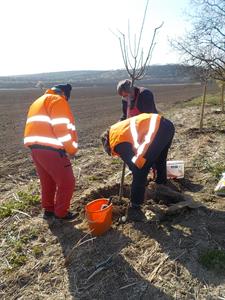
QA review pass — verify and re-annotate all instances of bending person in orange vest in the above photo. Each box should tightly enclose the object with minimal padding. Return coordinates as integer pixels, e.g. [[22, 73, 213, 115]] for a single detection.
[[24, 84, 78, 221], [101, 113, 175, 221]]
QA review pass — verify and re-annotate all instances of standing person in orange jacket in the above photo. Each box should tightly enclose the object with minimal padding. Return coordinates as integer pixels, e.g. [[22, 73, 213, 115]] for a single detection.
[[101, 113, 175, 221], [24, 84, 78, 220], [117, 79, 158, 120]]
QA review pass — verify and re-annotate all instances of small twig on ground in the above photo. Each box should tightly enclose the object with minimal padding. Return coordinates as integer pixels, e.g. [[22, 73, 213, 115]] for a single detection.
[[202, 226, 222, 248], [86, 266, 105, 282], [12, 192, 20, 201], [0, 238, 6, 247], [2, 257, 12, 269], [149, 255, 169, 283], [119, 282, 138, 290], [173, 250, 187, 261], [64, 232, 95, 266], [12, 209, 32, 218], [86, 254, 115, 283], [78, 283, 95, 292], [125, 171, 132, 178], [0, 217, 10, 229], [30, 261, 41, 271]]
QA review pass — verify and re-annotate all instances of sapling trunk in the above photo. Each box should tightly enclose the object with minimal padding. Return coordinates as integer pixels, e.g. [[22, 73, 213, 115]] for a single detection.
[[221, 83, 224, 113], [199, 83, 207, 131]]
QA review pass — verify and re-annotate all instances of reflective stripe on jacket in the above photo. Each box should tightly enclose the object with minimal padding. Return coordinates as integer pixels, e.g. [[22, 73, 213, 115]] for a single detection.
[[24, 89, 78, 155], [109, 113, 161, 168]]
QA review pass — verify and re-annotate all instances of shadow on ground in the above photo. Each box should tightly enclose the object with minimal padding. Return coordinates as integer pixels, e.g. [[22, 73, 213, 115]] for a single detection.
[[133, 205, 225, 287], [49, 222, 172, 299]]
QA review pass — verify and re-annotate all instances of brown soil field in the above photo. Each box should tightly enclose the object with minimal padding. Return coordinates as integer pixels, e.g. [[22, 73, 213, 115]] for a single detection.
[[1, 83, 225, 300], [0, 83, 214, 192]]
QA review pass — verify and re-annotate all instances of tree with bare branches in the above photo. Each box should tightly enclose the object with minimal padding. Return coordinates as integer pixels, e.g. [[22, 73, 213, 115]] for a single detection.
[[112, 0, 163, 87], [112, 0, 163, 200], [171, 0, 225, 116]]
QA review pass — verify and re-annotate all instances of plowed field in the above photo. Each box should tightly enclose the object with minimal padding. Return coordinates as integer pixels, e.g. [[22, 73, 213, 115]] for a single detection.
[[0, 83, 210, 192]]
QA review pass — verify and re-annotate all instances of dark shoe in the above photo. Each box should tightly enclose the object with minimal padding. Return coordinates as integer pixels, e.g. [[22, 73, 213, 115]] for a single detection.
[[127, 207, 146, 222], [55, 211, 78, 221], [43, 210, 55, 220]]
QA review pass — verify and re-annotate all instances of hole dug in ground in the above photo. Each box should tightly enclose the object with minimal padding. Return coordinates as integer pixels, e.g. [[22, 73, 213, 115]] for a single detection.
[[74, 181, 204, 225]]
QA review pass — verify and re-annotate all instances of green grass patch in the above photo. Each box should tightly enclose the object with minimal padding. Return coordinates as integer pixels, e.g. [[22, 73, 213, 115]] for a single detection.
[[0, 190, 40, 219], [180, 93, 221, 108], [204, 162, 225, 179], [192, 157, 225, 180], [20, 228, 39, 243], [2, 226, 40, 272], [8, 252, 27, 269], [32, 245, 43, 258], [88, 175, 99, 181], [111, 158, 121, 165], [199, 249, 225, 274], [5, 240, 28, 271]]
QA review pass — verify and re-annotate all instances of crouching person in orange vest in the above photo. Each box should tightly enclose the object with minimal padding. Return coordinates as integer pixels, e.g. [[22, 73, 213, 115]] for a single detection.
[[24, 84, 78, 221], [101, 113, 175, 221]]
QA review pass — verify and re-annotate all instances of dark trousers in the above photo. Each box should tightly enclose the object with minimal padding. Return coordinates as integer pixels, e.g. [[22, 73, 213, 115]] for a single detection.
[[31, 149, 75, 217], [131, 118, 175, 207]]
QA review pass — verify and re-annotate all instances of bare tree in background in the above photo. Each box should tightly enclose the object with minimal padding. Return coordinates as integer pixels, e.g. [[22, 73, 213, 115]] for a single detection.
[[112, 0, 163, 200], [112, 0, 163, 88], [171, 0, 225, 119]]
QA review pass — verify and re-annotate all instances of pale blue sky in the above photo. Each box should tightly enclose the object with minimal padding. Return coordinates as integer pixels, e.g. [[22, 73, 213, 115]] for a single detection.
[[0, 0, 189, 76]]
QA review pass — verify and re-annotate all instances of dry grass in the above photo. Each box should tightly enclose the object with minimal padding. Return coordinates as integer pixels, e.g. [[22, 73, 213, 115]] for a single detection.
[[0, 86, 225, 299]]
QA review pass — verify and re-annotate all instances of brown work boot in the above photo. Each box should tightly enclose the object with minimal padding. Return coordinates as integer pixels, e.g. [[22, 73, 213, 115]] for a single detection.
[[127, 207, 146, 222]]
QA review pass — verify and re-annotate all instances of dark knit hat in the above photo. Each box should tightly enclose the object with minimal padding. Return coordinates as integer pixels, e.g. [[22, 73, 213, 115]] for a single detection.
[[52, 83, 72, 100]]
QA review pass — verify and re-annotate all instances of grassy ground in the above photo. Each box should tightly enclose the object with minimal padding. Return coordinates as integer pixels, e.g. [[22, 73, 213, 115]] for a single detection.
[[0, 91, 225, 299]]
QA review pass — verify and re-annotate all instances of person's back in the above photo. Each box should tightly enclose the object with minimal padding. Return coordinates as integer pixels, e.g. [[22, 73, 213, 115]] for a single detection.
[[24, 93, 58, 146], [24, 88, 78, 155], [101, 112, 175, 221]]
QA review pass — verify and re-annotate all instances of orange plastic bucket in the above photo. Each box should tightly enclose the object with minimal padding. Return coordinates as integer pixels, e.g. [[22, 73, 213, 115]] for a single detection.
[[85, 198, 112, 236]]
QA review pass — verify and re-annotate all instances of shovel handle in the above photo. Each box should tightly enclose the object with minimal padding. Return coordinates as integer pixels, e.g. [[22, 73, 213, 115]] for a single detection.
[[119, 162, 126, 201]]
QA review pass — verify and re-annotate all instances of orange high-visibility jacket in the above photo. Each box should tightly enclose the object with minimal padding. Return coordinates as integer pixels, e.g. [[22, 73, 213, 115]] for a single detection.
[[24, 89, 78, 155], [109, 113, 161, 168]]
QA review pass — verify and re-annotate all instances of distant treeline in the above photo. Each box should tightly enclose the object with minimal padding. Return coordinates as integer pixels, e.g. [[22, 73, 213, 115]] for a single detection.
[[0, 64, 202, 89]]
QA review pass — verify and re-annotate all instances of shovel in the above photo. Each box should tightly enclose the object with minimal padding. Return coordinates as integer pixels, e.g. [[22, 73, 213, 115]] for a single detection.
[[119, 162, 126, 201]]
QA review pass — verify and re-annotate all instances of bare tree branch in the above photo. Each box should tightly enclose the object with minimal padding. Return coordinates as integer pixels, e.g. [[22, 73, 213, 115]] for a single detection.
[[128, 21, 135, 59], [135, 0, 150, 58], [112, 0, 163, 85], [171, 0, 225, 125], [171, 0, 225, 81]]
